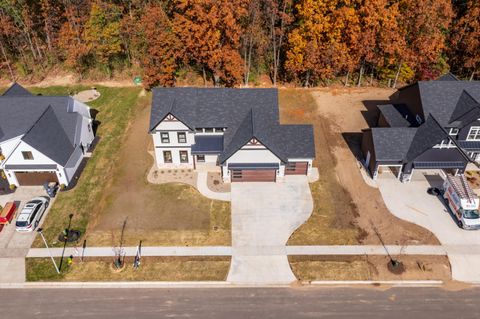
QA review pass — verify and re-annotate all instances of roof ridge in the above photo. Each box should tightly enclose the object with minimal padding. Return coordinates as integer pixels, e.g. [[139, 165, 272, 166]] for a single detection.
[[429, 114, 471, 163], [22, 105, 53, 139]]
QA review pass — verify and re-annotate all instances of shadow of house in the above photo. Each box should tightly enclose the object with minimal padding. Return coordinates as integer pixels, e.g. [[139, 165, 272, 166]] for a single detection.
[[342, 132, 364, 162], [361, 100, 390, 128]]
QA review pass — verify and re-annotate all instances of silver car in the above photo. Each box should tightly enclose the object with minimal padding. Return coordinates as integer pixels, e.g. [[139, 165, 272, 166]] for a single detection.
[[15, 197, 50, 232]]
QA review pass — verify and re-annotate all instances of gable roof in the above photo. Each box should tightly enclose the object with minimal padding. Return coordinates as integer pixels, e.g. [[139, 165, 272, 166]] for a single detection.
[[448, 90, 480, 127], [151, 88, 315, 163], [371, 127, 417, 161], [21, 106, 76, 166], [377, 104, 411, 127], [2, 83, 33, 97], [437, 73, 459, 81], [405, 115, 448, 162]]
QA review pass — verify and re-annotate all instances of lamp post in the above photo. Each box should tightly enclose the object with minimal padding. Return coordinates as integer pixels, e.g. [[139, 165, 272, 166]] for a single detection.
[[59, 213, 74, 271], [37, 228, 60, 274]]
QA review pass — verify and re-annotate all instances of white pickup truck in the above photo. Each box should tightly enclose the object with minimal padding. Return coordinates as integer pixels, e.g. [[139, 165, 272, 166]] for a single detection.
[[443, 174, 480, 230]]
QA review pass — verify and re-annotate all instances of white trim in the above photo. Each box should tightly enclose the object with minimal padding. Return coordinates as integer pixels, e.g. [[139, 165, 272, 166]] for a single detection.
[[467, 126, 480, 141]]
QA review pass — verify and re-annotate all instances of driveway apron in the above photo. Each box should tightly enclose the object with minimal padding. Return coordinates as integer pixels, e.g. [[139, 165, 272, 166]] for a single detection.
[[377, 172, 480, 283], [227, 176, 313, 284]]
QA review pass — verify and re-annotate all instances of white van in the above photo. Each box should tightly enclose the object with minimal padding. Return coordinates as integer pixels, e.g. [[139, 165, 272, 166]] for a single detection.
[[443, 174, 480, 230]]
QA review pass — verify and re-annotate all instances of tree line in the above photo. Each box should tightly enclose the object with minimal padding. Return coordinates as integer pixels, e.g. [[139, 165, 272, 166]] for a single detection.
[[0, 0, 478, 88]]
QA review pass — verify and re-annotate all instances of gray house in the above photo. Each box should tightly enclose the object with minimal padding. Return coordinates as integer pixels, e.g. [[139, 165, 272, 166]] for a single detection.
[[0, 83, 95, 186], [362, 74, 479, 182]]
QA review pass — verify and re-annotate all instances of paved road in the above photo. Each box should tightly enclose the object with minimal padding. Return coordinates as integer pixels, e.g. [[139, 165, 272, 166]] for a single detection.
[[228, 176, 313, 284], [0, 287, 479, 318], [377, 171, 480, 282]]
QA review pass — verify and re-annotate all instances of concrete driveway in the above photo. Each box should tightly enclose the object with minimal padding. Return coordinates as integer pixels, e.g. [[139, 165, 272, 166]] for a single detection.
[[377, 171, 480, 282], [227, 176, 313, 284], [0, 186, 53, 283]]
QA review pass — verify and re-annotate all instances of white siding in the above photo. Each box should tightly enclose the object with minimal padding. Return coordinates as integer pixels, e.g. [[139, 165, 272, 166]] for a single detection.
[[72, 99, 92, 119], [0, 136, 22, 158], [226, 149, 281, 164], [64, 146, 84, 182], [154, 147, 193, 168], [4, 141, 58, 167]]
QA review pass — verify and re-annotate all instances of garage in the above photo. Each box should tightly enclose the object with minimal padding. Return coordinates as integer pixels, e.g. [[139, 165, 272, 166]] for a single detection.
[[15, 171, 59, 186], [231, 169, 276, 182], [285, 161, 308, 175]]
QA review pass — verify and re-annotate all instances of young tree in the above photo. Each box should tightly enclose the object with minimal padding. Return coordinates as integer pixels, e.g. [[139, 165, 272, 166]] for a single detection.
[[138, 4, 181, 88], [173, 0, 248, 86]]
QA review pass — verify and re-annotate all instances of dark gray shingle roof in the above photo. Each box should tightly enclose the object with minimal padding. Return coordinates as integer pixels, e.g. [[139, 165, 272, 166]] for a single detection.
[[371, 127, 416, 161], [437, 73, 459, 81], [151, 88, 315, 163], [378, 104, 410, 127], [21, 106, 76, 166], [2, 83, 33, 97], [405, 116, 448, 162]]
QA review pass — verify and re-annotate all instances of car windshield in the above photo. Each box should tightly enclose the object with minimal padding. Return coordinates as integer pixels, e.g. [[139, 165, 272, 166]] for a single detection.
[[462, 210, 480, 219], [15, 220, 28, 227]]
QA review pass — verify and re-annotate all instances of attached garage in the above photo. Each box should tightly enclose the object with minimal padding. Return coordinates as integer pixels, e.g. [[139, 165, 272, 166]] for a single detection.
[[15, 171, 59, 186], [228, 163, 278, 182], [285, 161, 308, 175]]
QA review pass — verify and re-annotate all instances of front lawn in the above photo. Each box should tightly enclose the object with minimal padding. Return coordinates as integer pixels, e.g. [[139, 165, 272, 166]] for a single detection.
[[26, 256, 231, 281], [32, 85, 230, 248]]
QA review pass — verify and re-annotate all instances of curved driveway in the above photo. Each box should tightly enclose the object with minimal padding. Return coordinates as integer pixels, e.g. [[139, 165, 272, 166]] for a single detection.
[[227, 176, 313, 284], [377, 172, 480, 283]]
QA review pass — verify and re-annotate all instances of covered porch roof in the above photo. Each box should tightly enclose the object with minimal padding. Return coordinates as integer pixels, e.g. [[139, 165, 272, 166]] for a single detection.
[[191, 135, 224, 154]]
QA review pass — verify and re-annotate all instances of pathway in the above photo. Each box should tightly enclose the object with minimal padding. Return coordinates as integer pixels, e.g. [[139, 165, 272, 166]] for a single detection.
[[227, 176, 313, 284], [27, 245, 448, 258]]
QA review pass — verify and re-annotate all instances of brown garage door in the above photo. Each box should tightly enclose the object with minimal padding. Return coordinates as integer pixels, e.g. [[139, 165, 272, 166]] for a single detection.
[[231, 169, 276, 182], [15, 171, 59, 186], [285, 162, 308, 175]]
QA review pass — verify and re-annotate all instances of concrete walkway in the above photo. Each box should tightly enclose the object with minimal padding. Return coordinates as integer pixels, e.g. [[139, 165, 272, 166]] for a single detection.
[[227, 176, 313, 284], [27, 245, 447, 258], [377, 171, 480, 283], [196, 172, 231, 201]]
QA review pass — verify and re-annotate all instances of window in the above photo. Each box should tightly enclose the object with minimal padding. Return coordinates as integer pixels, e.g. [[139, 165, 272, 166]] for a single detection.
[[467, 127, 480, 141], [204, 128, 214, 133], [179, 151, 189, 163], [160, 132, 170, 143], [195, 128, 203, 133], [214, 128, 225, 132], [88, 124, 91, 132], [22, 151, 34, 160], [197, 155, 205, 162], [163, 151, 172, 163], [177, 132, 187, 143], [449, 128, 459, 136]]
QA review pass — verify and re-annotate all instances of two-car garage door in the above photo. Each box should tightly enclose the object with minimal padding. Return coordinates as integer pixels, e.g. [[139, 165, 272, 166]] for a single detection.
[[231, 169, 276, 182], [15, 171, 59, 186]]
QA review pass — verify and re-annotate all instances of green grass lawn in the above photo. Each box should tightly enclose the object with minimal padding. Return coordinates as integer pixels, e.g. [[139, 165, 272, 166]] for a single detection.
[[26, 256, 231, 281], [31, 86, 142, 247]]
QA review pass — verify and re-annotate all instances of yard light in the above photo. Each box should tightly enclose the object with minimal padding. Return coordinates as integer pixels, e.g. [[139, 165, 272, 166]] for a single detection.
[[37, 228, 60, 274]]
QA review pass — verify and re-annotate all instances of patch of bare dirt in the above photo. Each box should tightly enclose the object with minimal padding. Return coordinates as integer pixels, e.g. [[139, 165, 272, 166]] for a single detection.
[[310, 88, 440, 245]]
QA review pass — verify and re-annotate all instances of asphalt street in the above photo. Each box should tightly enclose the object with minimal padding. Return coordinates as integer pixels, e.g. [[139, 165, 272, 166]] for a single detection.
[[0, 287, 479, 318]]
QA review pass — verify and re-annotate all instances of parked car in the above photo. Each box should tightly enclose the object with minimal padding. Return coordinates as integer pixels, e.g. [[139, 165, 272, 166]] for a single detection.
[[15, 197, 49, 232]]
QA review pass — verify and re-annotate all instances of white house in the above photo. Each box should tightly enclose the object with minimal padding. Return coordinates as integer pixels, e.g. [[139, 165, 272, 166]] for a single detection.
[[0, 83, 95, 187], [149, 88, 315, 182]]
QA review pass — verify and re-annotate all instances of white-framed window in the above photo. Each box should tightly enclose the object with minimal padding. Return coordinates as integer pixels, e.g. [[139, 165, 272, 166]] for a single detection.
[[160, 132, 170, 143], [467, 126, 480, 141], [179, 151, 189, 163], [197, 155, 205, 162], [177, 132, 186, 143], [449, 128, 459, 136]]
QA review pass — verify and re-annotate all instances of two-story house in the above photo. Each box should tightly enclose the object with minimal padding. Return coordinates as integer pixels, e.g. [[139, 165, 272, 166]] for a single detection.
[[0, 83, 95, 187], [361, 73, 480, 182], [149, 88, 315, 182]]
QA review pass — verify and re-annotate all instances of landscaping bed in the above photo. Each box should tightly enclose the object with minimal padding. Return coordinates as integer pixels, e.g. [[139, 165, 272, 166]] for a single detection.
[[26, 256, 231, 282], [289, 255, 451, 281]]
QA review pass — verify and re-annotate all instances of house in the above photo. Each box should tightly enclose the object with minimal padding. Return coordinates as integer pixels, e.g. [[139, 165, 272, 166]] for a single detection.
[[149, 88, 315, 182], [361, 73, 480, 182], [0, 83, 95, 187]]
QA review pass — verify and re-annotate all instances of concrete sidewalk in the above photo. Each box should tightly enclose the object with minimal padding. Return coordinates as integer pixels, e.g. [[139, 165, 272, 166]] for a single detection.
[[27, 245, 448, 258], [196, 172, 231, 201]]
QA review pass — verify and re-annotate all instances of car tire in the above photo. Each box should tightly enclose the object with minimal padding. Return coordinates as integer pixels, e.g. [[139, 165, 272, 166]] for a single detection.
[[34, 220, 39, 229], [45, 202, 49, 209], [457, 219, 463, 229]]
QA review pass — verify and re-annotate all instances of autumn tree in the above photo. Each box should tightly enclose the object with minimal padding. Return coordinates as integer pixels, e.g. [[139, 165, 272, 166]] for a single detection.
[[137, 4, 181, 88], [449, 0, 480, 80], [83, 1, 124, 75], [398, 0, 453, 81], [173, 0, 248, 86]]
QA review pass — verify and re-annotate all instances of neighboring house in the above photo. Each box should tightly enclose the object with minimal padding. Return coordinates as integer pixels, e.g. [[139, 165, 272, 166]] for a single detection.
[[149, 88, 315, 182], [361, 73, 480, 182], [0, 83, 95, 187]]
